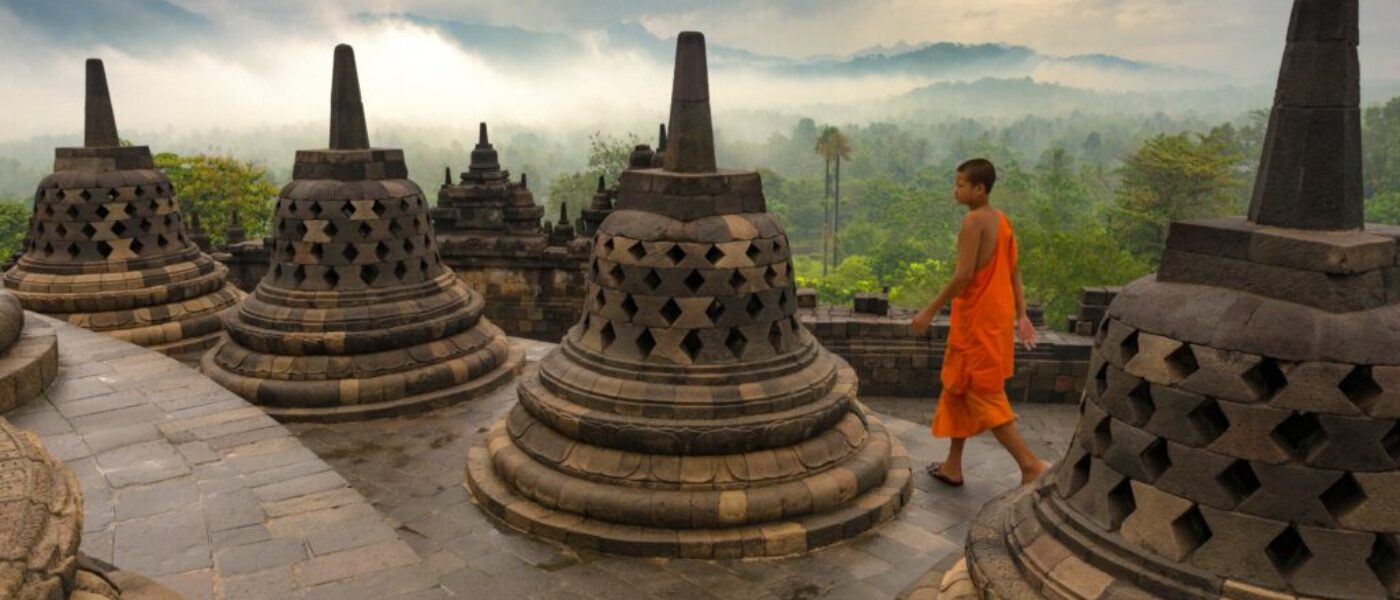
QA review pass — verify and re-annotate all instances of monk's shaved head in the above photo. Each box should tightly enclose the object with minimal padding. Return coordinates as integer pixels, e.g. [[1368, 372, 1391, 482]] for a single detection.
[[957, 158, 997, 194]]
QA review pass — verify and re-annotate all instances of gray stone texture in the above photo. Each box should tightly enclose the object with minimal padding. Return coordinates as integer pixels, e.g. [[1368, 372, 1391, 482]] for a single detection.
[[12, 316, 424, 599]]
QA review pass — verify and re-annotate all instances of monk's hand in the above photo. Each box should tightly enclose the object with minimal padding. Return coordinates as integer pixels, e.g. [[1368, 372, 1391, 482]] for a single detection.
[[1017, 314, 1039, 350], [911, 308, 935, 335]]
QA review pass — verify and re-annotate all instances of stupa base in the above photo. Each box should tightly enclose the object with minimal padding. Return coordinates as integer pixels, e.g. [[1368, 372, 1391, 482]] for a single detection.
[[47, 284, 244, 357], [201, 342, 524, 422], [951, 478, 1321, 600], [0, 318, 59, 415], [465, 412, 912, 559], [144, 326, 226, 357]]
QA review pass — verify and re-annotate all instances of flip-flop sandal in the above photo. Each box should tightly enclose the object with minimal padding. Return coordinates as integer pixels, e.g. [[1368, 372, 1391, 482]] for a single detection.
[[926, 462, 964, 487]]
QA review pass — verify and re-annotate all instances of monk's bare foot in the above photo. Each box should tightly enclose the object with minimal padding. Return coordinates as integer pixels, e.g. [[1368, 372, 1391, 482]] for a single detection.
[[1019, 461, 1049, 485], [926, 462, 964, 487]]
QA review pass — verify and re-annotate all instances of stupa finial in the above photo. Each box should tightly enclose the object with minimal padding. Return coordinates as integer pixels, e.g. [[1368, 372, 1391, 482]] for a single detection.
[[1247, 0, 1362, 230], [662, 32, 716, 173], [84, 59, 120, 148], [329, 44, 370, 150]]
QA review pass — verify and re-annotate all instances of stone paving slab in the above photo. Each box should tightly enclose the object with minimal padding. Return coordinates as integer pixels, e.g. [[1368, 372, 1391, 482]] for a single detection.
[[287, 337, 1078, 600], [5, 315, 433, 600]]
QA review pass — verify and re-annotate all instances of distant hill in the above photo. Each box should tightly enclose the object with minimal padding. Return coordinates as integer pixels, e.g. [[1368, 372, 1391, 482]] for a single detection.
[[885, 77, 1272, 118], [0, 0, 211, 56], [368, 13, 1202, 88]]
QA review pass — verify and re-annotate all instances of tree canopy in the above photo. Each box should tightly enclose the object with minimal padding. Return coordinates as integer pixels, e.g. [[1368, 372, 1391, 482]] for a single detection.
[[154, 153, 278, 247]]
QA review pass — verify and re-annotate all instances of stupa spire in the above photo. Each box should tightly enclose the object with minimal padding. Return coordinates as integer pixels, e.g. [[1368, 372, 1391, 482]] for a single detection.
[[84, 59, 119, 148], [662, 32, 716, 173], [1247, 0, 1362, 230], [328, 44, 370, 150]]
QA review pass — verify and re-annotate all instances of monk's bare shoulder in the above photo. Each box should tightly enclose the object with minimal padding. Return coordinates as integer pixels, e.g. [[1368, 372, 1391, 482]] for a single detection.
[[963, 207, 998, 235]]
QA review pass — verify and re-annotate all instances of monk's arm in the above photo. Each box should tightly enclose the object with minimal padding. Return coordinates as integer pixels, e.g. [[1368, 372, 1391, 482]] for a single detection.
[[1011, 261, 1027, 320], [1010, 238, 1039, 348], [917, 214, 981, 320]]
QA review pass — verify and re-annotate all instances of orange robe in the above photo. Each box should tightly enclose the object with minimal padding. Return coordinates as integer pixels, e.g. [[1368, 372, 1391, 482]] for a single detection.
[[931, 211, 1018, 439]]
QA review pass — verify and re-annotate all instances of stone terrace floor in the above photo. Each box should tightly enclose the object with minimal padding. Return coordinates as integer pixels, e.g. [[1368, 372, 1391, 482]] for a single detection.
[[8, 321, 1078, 600], [286, 338, 1078, 600]]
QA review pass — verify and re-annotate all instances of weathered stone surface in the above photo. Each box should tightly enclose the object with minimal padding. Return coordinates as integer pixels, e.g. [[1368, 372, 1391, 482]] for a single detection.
[[200, 45, 521, 421], [5, 59, 243, 356], [0, 416, 84, 598], [1248, 0, 1364, 231], [22, 318, 431, 599], [0, 290, 59, 415]]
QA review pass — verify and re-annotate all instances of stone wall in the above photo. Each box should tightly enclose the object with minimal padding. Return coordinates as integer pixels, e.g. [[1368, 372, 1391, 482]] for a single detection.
[[437, 239, 590, 343], [1065, 286, 1119, 336], [798, 298, 1092, 402], [213, 241, 272, 293]]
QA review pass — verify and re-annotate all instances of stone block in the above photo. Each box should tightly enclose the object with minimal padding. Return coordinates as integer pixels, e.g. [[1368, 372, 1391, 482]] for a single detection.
[[1188, 505, 1289, 590], [1178, 346, 1270, 404], [1119, 481, 1201, 562], [1235, 462, 1342, 527], [1164, 218, 1255, 260], [1158, 248, 1382, 312], [1247, 225, 1391, 275], [1289, 525, 1387, 598]]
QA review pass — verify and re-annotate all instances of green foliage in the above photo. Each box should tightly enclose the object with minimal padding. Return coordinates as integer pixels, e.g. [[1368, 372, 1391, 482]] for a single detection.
[[1365, 97, 1400, 197], [0, 200, 30, 261], [1106, 132, 1243, 263], [545, 132, 640, 220], [845, 123, 929, 182], [886, 259, 953, 308], [761, 171, 824, 253], [154, 153, 278, 247], [795, 255, 879, 305], [1366, 192, 1400, 225], [1018, 222, 1149, 328]]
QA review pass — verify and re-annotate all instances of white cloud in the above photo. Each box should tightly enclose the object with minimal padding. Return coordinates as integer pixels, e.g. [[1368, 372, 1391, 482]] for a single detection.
[[0, 0, 1396, 143]]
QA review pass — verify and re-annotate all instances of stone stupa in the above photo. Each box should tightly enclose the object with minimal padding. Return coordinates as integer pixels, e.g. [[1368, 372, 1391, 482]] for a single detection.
[[5, 59, 244, 355], [466, 32, 911, 558], [0, 289, 58, 415], [200, 45, 521, 421], [936, 2, 1400, 598]]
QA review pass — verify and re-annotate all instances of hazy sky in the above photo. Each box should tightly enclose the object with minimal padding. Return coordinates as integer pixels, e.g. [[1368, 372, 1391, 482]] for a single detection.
[[1, 0, 1397, 142]]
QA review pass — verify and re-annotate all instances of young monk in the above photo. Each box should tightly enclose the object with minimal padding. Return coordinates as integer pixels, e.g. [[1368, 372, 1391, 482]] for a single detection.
[[910, 158, 1046, 486]]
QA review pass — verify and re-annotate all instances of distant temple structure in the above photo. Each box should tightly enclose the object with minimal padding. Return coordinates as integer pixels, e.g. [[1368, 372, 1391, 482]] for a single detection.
[[5, 59, 244, 355], [200, 45, 521, 421], [429, 122, 594, 342], [466, 32, 912, 558], [934, 2, 1400, 598]]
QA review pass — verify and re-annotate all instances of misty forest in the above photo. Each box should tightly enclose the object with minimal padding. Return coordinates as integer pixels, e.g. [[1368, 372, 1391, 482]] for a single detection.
[[2, 8, 1399, 331]]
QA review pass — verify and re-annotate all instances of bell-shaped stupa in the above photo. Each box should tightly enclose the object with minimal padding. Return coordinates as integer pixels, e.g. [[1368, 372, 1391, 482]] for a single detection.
[[5, 59, 244, 355], [201, 45, 521, 421], [466, 32, 910, 558], [937, 2, 1400, 598]]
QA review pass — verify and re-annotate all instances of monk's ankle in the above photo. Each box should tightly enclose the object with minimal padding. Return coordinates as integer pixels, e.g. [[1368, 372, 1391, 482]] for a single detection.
[[1019, 461, 1047, 484]]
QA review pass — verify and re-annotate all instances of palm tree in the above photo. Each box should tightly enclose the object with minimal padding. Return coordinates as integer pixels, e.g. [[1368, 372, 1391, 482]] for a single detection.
[[815, 126, 852, 271]]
